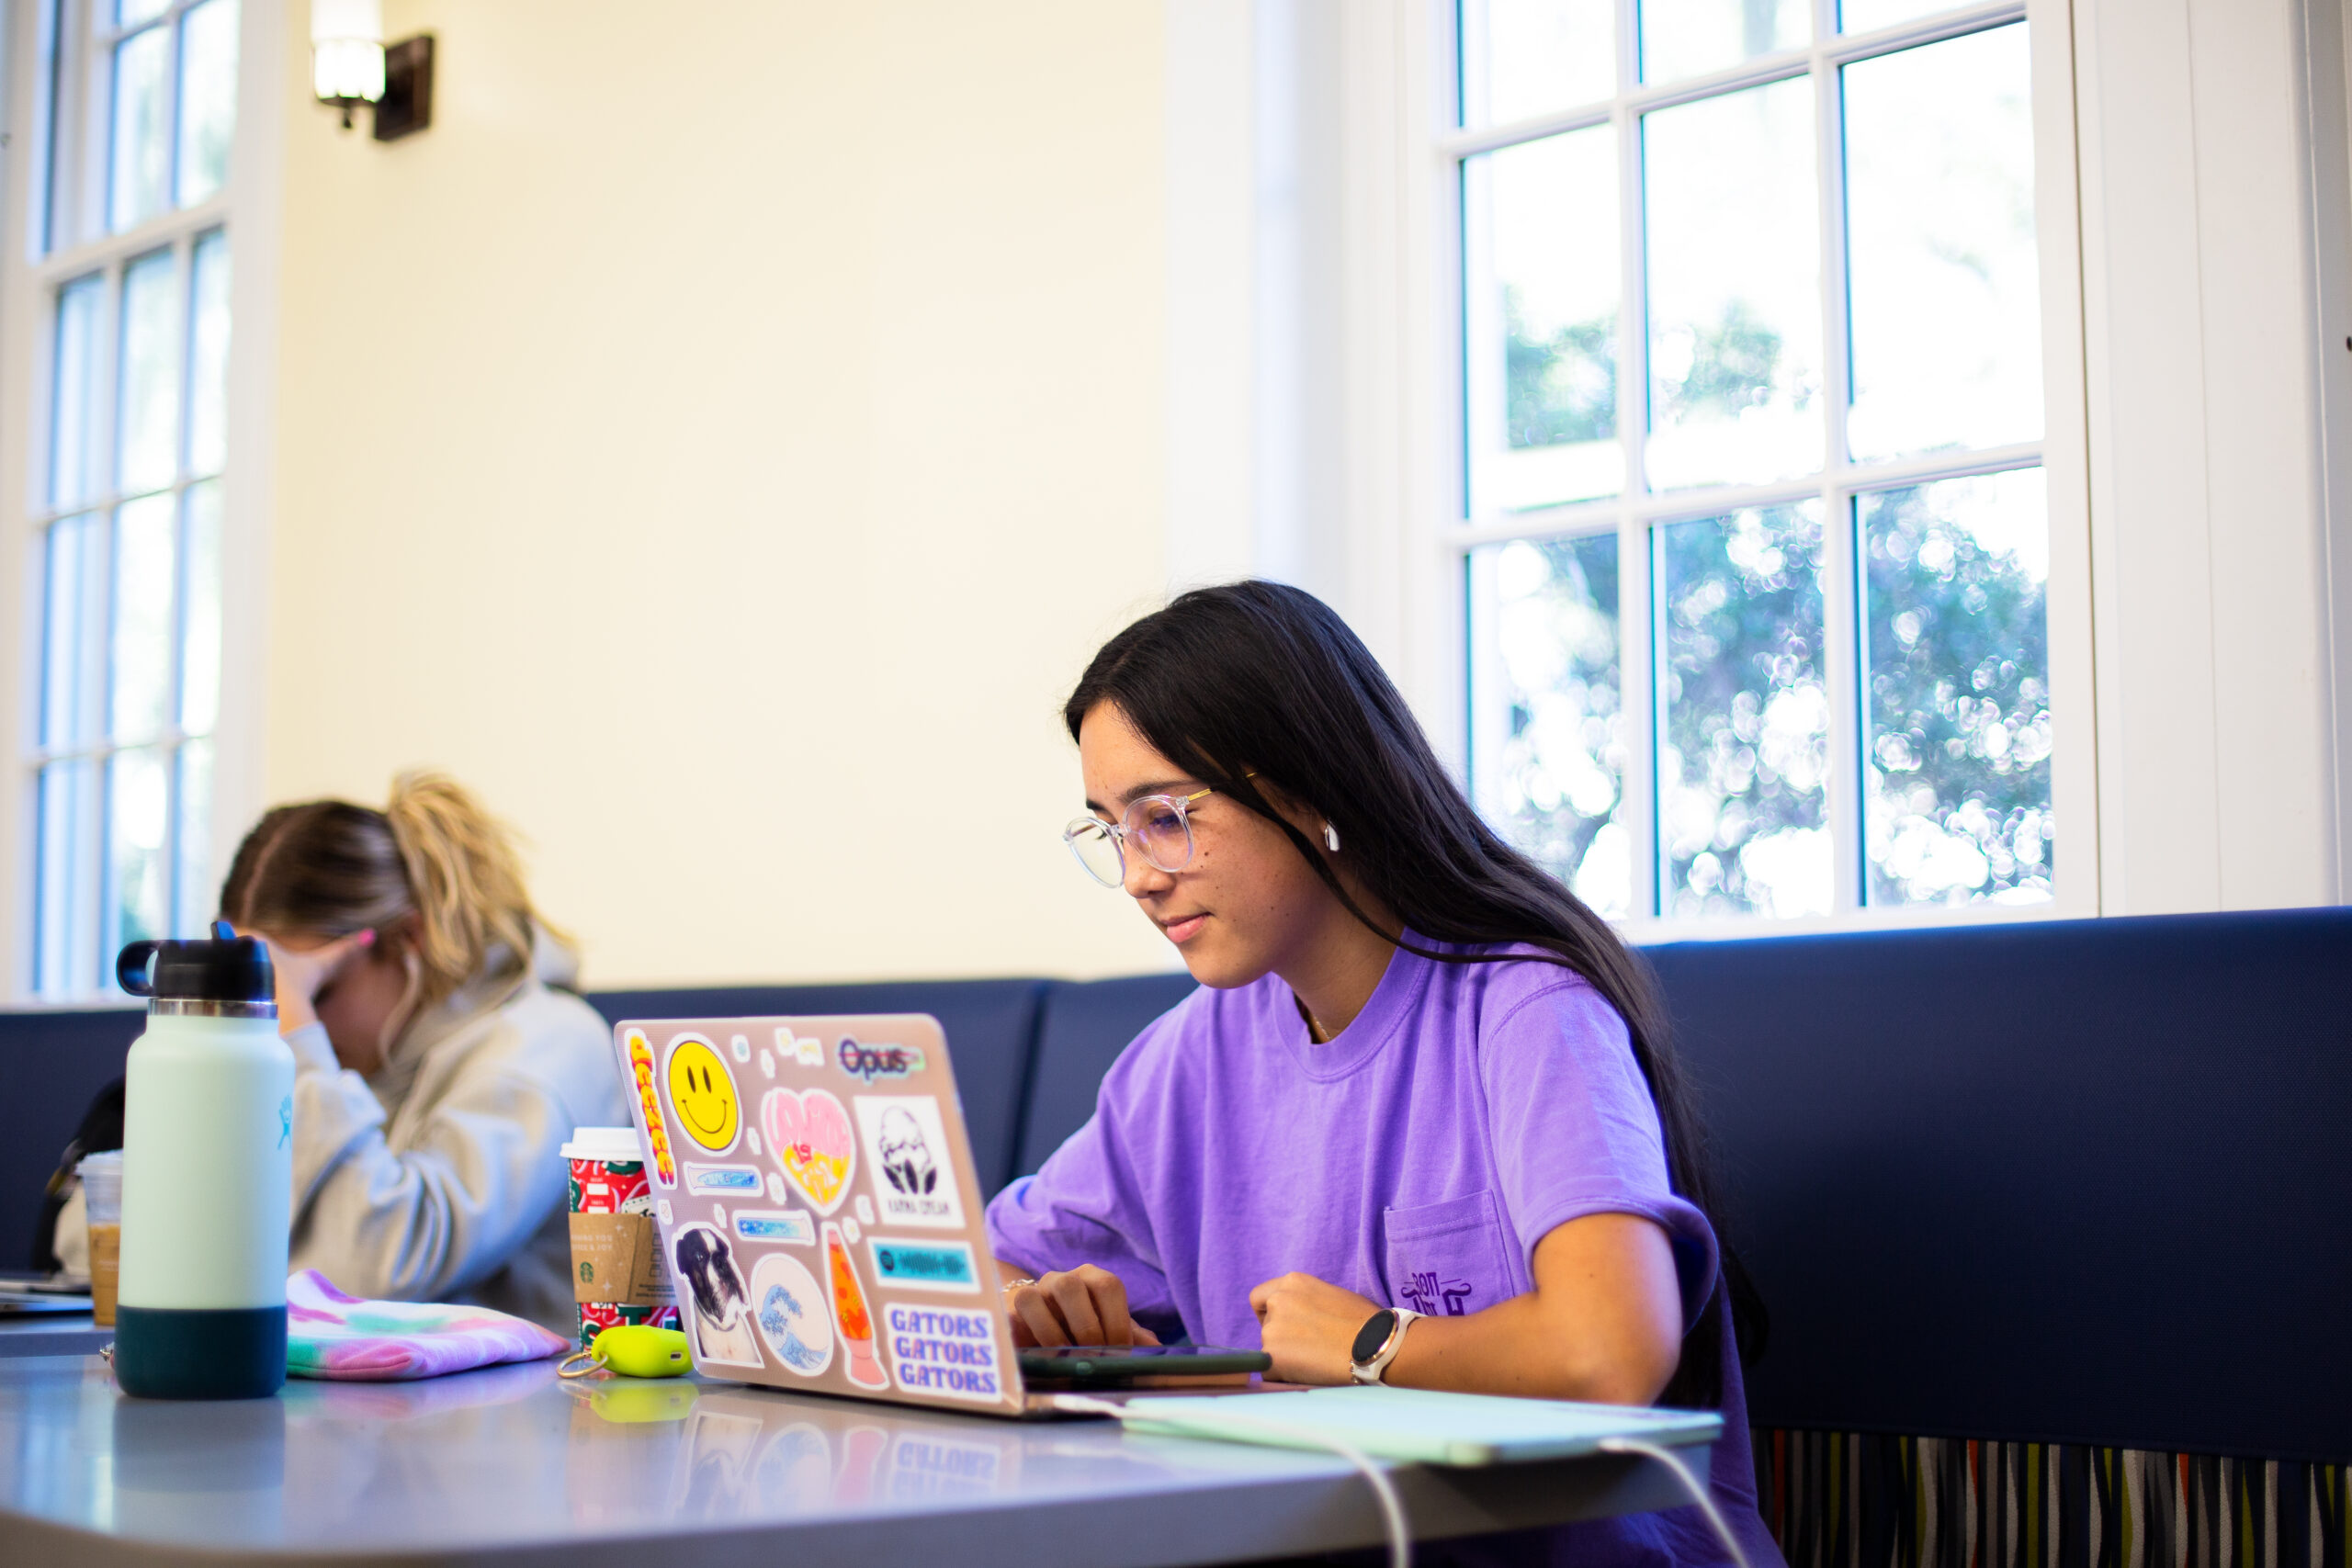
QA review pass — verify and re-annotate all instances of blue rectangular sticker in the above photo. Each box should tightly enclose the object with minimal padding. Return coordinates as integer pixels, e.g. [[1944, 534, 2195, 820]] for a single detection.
[[868, 1237, 980, 1294], [733, 1209, 815, 1245], [684, 1163, 763, 1194]]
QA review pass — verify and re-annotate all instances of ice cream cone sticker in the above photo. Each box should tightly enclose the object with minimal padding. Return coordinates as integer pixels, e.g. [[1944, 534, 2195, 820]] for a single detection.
[[627, 1030, 676, 1186], [824, 1221, 888, 1389]]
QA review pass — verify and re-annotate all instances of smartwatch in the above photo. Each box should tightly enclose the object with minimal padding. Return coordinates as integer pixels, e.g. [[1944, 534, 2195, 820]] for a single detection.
[[1348, 1306, 1422, 1386]]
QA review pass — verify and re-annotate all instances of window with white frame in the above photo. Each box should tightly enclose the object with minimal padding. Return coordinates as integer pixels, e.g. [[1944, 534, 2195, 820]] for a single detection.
[[23, 0, 240, 996], [1453, 0, 2052, 925]]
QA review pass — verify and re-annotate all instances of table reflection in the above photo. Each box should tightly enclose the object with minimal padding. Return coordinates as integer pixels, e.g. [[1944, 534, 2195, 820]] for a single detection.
[[110, 1387, 286, 1546], [664, 1388, 1020, 1518], [0, 1354, 1362, 1552]]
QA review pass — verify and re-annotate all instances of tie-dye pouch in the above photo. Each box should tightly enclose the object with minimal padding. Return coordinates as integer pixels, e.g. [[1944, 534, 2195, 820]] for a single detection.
[[287, 1269, 571, 1381]]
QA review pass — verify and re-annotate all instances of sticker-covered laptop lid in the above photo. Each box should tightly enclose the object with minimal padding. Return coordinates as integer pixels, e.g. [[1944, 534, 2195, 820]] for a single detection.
[[612, 1014, 1026, 1417]]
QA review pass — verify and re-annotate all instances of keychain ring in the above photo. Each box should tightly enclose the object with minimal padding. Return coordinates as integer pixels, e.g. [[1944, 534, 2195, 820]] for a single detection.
[[556, 1348, 606, 1381]]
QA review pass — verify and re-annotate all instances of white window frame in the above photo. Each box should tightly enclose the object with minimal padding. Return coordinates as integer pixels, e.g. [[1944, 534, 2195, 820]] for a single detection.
[[1347, 0, 2096, 942], [0, 0, 282, 1003]]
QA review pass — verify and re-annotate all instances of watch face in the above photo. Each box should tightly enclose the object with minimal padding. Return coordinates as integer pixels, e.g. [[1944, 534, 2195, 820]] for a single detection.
[[1351, 1309, 1397, 1366]]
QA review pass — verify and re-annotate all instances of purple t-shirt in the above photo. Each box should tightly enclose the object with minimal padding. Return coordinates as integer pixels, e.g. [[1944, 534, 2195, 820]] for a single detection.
[[986, 937, 1783, 1568]]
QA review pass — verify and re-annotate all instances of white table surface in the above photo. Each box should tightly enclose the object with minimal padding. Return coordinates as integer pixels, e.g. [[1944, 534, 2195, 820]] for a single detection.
[[0, 1310, 110, 1359], [0, 1352, 1713, 1567]]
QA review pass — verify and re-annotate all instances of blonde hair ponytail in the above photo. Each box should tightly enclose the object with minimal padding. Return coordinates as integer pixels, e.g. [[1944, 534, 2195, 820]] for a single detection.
[[220, 771, 570, 1010], [382, 772, 565, 1003]]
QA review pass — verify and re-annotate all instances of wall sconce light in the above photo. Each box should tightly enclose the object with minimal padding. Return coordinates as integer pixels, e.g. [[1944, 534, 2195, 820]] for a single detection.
[[311, 0, 434, 141]]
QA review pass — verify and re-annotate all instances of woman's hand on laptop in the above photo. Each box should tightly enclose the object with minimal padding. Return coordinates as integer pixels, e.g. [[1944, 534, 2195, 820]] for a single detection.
[[1001, 1262, 1160, 1348]]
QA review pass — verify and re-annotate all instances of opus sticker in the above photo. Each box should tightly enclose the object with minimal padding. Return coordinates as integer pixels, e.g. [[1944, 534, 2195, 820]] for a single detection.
[[851, 1096, 966, 1230], [734, 1209, 816, 1246], [837, 1037, 927, 1083], [882, 1303, 1003, 1402], [869, 1238, 979, 1293], [685, 1163, 763, 1194]]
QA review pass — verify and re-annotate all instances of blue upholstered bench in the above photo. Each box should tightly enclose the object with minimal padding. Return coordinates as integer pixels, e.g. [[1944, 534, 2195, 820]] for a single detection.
[[1, 1006, 148, 1266], [8, 909, 2346, 1563], [989, 913, 2352, 1564]]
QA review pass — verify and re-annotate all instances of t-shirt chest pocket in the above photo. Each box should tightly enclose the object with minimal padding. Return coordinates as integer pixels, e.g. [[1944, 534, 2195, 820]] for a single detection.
[[1381, 1190, 1513, 1318]]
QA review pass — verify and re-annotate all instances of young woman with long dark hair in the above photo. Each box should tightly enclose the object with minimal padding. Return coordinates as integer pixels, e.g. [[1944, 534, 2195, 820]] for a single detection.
[[985, 581, 1781, 1568]]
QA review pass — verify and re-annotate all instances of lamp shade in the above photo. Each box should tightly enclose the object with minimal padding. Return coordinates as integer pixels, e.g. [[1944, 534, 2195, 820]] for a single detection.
[[311, 0, 386, 104]]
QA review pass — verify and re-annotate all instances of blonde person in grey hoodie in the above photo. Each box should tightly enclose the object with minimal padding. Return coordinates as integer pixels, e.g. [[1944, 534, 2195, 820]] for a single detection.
[[209, 772, 626, 1333]]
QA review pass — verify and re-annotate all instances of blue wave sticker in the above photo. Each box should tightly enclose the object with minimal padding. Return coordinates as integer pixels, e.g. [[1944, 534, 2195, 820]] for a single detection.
[[685, 1163, 762, 1193]]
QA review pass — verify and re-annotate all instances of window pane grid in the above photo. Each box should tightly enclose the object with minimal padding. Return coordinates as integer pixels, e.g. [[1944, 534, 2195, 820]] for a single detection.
[[1441, 0, 2028, 155], [26, 0, 234, 995], [1456, 0, 2048, 927], [107, 19, 172, 233], [1812, 42, 1863, 910], [1856, 471, 2053, 906]]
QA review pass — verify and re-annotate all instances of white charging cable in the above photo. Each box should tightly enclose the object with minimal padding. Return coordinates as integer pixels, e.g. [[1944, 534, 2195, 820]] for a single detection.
[[1050, 1397, 1747, 1568], [1046, 1393, 1410, 1568], [1595, 1437, 1752, 1568]]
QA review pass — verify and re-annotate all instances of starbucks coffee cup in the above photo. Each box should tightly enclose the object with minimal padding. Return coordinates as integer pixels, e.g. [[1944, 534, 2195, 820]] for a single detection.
[[563, 1127, 676, 1348]]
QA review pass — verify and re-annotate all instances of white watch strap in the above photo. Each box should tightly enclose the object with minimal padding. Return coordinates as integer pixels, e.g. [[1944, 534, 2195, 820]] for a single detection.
[[1351, 1307, 1423, 1385]]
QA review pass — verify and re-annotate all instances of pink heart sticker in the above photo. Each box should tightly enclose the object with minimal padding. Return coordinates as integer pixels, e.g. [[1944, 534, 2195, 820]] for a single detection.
[[761, 1088, 854, 1213]]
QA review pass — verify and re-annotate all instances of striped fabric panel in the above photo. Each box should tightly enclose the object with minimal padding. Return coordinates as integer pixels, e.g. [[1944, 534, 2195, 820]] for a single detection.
[[1753, 1431, 2351, 1568]]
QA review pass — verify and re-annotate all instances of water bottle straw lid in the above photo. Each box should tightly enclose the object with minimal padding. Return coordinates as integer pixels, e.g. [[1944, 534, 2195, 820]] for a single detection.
[[118, 924, 276, 1004]]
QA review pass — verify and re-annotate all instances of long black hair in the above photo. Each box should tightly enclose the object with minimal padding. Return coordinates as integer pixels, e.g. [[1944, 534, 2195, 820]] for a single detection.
[[1066, 580, 1763, 1408]]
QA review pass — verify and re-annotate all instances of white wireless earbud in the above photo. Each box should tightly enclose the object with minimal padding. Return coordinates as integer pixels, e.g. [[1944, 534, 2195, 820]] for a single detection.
[[1324, 821, 1341, 852]]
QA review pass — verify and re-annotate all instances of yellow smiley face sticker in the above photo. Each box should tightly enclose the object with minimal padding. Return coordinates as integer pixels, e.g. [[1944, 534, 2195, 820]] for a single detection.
[[665, 1037, 740, 1153]]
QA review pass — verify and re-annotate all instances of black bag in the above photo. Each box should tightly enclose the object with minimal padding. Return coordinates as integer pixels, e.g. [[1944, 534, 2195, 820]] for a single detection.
[[30, 1079, 124, 1273]]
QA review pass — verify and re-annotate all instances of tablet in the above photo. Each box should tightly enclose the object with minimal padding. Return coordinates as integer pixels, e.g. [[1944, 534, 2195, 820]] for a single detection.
[[1119, 1385, 1724, 1466], [1017, 1344, 1272, 1386]]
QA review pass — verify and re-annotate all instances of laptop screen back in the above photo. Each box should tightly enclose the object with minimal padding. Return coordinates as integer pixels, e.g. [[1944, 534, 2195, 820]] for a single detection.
[[612, 1013, 1027, 1416]]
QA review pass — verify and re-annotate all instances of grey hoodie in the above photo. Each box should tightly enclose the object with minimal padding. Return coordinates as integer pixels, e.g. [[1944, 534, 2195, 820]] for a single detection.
[[283, 948, 626, 1334]]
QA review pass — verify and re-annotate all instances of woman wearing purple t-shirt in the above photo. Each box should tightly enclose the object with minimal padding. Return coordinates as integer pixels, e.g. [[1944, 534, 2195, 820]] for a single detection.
[[986, 581, 1782, 1568]]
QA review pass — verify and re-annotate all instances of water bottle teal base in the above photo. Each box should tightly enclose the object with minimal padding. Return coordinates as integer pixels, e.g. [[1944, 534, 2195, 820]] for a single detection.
[[113, 1304, 287, 1400]]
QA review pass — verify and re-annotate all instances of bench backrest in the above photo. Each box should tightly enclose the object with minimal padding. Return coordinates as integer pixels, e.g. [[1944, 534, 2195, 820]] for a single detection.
[[0, 1008, 145, 1266], [9, 909, 2344, 1461], [1648, 908, 2352, 1462], [1014, 974, 1199, 1177]]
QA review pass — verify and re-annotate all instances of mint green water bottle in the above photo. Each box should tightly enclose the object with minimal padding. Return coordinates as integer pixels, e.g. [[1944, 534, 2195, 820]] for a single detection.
[[112, 924, 293, 1400]]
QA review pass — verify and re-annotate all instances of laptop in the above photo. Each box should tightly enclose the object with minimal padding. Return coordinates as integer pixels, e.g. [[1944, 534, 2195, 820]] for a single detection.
[[610, 1013, 1266, 1418]]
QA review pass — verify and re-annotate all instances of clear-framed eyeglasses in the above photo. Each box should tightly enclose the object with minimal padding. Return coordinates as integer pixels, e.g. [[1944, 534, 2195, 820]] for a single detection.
[[1063, 786, 1216, 887]]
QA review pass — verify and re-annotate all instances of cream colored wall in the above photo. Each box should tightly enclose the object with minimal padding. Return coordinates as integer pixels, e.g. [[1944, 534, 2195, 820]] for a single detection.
[[266, 2, 1179, 986]]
